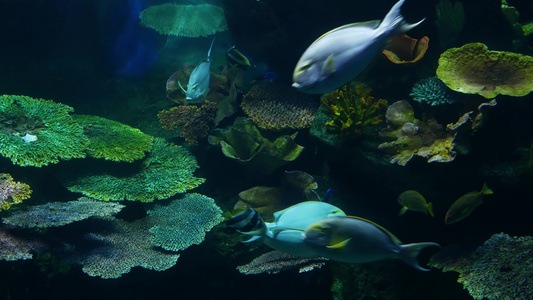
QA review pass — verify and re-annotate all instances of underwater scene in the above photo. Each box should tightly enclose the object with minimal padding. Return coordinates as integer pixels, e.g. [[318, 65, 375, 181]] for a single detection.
[[1, 0, 533, 299]]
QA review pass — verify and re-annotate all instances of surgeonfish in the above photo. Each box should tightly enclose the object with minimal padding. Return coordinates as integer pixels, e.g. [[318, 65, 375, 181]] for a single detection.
[[178, 36, 216, 103], [398, 190, 434, 217], [292, 0, 425, 94], [445, 183, 493, 225], [226, 46, 253, 70], [303, 216, 440, 271]]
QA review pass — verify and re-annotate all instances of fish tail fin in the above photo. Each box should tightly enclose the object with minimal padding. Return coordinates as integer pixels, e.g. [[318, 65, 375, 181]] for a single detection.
[[427, 202, 434, 217], [399, 242, 440, 271], [398, 206, 408, 215], [481, 183, 494, 195], [379, 0, 425, 36]]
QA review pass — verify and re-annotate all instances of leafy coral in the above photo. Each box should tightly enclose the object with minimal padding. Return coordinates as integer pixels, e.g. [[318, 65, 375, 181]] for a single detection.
[[73, 115, 153, 162], [0, 95, 87, 167], [65, 138, 205, 202], [0, 173, 32, 211], [321, 82, 387, 136]]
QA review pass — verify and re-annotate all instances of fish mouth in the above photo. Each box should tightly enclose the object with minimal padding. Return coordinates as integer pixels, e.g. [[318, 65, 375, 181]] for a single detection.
[[292, 82, 302, 89]]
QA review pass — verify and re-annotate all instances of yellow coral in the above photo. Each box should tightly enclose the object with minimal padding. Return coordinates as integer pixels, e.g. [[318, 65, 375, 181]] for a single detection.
[[0, 173, 32, 211]]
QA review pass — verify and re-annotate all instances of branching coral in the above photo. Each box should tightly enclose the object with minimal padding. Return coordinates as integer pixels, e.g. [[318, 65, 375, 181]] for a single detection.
[[237, 250, 328, 275], [0, 95, 87, 167], [140, 3, 227, 38], [147, 193, 224, 252], [321, 82, 387, 136], [158, 101, 218, 145], [241, 83, 318, 130], [410, 76, 455, 106], [65, 138, 205, 202], [0, 173, 32, 211], [2, 197, 125, 228], [73, 115, 153, 162]]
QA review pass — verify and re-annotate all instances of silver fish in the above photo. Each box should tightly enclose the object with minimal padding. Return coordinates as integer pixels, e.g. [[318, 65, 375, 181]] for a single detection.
[[179, 37, 216, 103], [292, 0, 424, 94]]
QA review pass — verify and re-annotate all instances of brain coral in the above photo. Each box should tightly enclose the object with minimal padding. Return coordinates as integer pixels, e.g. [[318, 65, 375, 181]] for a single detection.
[[148, 193, 224, 252], [65, 138, 205, 202], [241, 83, 319, 130], [140, 3, 228, 38], [0, 95, 87, 167], [73, 115, 153, 162]]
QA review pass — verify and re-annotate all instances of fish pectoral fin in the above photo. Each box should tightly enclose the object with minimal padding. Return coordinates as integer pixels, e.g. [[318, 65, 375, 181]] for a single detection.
[[327, 238, 351, 249], [241, 235, 261, 243], [322, 55, 336, 77], [399, 206, 409, 215]]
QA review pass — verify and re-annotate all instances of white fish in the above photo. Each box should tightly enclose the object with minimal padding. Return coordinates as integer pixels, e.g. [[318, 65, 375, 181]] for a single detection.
[[179, 37, 216, 103], [292, 0, 424, 94], [303, 216, 439, 270]]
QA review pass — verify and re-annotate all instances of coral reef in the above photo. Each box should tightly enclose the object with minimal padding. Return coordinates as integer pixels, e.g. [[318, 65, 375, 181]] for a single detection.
[[0, 95, 87, 167], [436, 43, 533, 98], [410, 76, 455, 106], [73, 115, 153, 162], [435, 0, 465, 49], [0, 173, 32, 211], [147, 193, 224, 252], [2, 197, 125, 228], [429, 233, 533, 300], [236, 250, 328, 275], [382, 34, 429, 64], [321, 82, 387, 136], [0, 226, 47, 261], [158, 101, 218, 145], [65, 138, 205, 202], [240, 83, 318, 130], [139, 3, 227, 37]]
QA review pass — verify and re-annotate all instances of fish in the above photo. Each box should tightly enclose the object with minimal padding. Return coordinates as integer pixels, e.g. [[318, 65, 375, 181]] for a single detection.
[[292, 0, 424, 94], [178, 36, 216, 103], [445, 183, 493, 224], [303, 216, 440, 271], [253, 71, 279, 83], [226, 46, 253, 70], [398, 190, 434, 217]]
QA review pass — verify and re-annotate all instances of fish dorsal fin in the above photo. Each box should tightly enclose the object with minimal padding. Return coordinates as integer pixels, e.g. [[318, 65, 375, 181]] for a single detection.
[[327, 238, 352, 249], [322, 55, 336, 77], [312, 20, 381, 45], [343, 216, 403, 245], [207, 36, 216, 58]]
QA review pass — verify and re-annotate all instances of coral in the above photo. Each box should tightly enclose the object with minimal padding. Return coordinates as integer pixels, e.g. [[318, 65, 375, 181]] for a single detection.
[[429, 233, 533, 300], [236, 250, 328, 275], [69, 218, 180, 279], [2, 197, 125, 228], [147, 193, 224, 252], [65, 138, 205, 202], [436, 43, 533, 98], [73, 115, 153, 162], [158, 101, 218, 145], [240, 83, 318, 130], [0, 226, 47, 261], [0, 173, 32, 211], [410, 76, 455, 106], [139, 3, 227, 38], [382, 34, 429, 64], [435, 0, 465, 49], [0, 95, 87, 167], [321, 82, 387, 136]]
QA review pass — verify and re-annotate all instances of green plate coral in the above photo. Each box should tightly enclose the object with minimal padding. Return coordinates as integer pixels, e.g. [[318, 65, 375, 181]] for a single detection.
[[73, 115, 153, 162], [0, 95, 87, 167], [66, 138, 205, 202]]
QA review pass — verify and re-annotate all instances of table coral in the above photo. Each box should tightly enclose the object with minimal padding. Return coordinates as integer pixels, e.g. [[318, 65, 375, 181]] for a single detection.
[[0, 226, 47, 261], [241, 83, 318, 130], [2, 197, 124, 228], [237, 250, 328, 275], [0, 95, 87, 167], [73, 115, 153, 162], [0, 173, 32, 211], [321, 82, 387, 136], [148, 193, 224, 252], [65, 138, 205, 202], [436, 43, 533, 98]]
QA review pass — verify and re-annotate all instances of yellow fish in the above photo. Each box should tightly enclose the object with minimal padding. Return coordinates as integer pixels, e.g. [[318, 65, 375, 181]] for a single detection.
[[445, 183, 493, 224], [398, 190, 434, 217]]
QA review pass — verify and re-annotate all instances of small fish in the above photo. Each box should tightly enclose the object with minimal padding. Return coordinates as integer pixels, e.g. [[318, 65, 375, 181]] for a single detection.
[[303, 216, 440, 271], [226, 46, 253, 70], [445, 183, 494, 225], [226, 207, 266, 242], [292, 0, 424, 94], [398, 190, 434, 217], [253, 71, 279, 83], [178, 36, 216, 103], [323, 188, 333, 202]]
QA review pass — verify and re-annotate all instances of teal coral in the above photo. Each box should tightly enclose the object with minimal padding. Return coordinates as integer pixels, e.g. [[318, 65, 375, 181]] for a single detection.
[[0, 95, 87, 167], [410, 76, 455, 106], [148, 193, 224, 252], [66, 138, 205, 202], [73, 115, 153, 162]]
